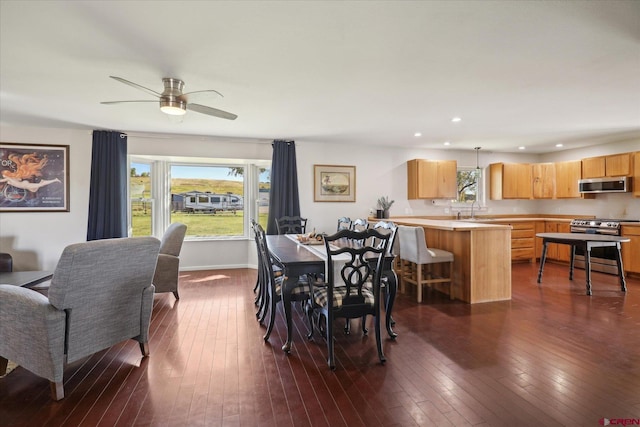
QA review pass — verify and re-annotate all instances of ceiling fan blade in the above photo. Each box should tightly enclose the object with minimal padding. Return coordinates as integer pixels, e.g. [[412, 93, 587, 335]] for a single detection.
[[182, 89, 223, 98], [187, 103, 237, 120], [109, 76, 161, 98], [101, 100, 158, 105]]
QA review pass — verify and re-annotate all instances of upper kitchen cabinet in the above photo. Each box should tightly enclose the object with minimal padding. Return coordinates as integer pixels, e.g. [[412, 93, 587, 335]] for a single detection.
[[532, 163, 555, 199], [407, 159, 457, 199], [555, 160, 582, 198], [581, 156, 606, 178], [582, 153, 632, 178], [490, 162, 532, 200], [634, 152, 640, 198]]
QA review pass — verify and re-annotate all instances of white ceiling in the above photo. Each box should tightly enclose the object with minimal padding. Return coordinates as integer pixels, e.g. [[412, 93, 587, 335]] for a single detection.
[[1, 1, 639, 154]]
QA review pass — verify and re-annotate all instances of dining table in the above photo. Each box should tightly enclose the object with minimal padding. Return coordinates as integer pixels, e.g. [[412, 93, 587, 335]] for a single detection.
[[266, 234, 397, 353], [266, 235, 324, 352], [0, 270, 53, 287], [536, 232, 630, 295]]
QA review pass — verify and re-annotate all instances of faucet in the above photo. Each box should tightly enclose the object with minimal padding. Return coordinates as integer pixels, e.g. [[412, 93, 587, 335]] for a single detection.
[[470, 200, 478, 219]]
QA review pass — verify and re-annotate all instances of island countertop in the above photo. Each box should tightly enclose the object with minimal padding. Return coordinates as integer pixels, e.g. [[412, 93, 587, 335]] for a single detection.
[[385, 216, 512, 304], [387, 217, 512, 230]]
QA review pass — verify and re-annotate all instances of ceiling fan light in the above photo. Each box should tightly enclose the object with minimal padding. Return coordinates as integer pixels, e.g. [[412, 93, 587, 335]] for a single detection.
[[160, 99, 186, 115]]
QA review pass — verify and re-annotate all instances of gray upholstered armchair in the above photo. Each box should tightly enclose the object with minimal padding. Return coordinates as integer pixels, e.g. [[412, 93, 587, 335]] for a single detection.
[[0, 236, 160, 400], [153, 222, 187, 299]]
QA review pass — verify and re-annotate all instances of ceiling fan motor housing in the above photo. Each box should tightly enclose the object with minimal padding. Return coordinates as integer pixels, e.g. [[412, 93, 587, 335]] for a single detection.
[[160, 78, 187, 114]]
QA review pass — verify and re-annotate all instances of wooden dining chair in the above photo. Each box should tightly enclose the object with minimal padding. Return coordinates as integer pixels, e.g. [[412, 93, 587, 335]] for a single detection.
[[350, 218, 369, 232], [0, 253, 13, 273], [306, 228, 391, 369], [337, 217, 351, 232], [251, 219, 283, 321], [372, 221, 399, 336], [276, 216, 308, 235], [254, 223, 310, 342]]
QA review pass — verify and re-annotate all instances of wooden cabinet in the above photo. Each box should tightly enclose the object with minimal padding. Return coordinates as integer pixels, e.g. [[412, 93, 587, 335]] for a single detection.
[[621, 225, 640, 274], [535, 221, 545, 259], [634, 152, 640, 198], [490, 163, 532, 200], [492, 221, 535, 262], [511, 222, 535, 262], [582, 156, 606, 178], [543, 221, 571, 262], [555, 160, 582, 198], [557, 222, 571, 262], [532, 163, 555, 199], [582, 153, 632, 178], [544, 222, 558, 260], [407, 159, 457, 199], [606, 153, 632, 176]]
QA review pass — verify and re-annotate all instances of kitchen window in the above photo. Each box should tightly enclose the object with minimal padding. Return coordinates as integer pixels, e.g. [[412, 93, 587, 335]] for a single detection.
[[456, 167, 482, 203]]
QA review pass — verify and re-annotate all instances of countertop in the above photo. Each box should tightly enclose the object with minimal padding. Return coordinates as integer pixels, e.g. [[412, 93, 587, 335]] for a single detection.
[[387, 217, 512, 231], [383, 216, 640, 226]]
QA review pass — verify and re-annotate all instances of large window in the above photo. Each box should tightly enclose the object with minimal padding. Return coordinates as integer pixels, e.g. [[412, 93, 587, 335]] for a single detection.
[[130, 161, 153, 237], [129, 157, 270, 239]]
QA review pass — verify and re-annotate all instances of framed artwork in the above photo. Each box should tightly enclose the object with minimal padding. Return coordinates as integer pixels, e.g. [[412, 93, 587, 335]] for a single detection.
[[0, 142, 70, 212], [314, 164, 356, 202]]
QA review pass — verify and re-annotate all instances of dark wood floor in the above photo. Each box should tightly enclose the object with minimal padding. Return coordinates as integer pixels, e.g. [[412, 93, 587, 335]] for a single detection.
[[2, 262, 640, 426]]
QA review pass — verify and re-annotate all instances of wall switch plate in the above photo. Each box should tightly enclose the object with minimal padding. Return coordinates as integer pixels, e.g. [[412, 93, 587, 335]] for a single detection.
[[444, 208, 450, 214]]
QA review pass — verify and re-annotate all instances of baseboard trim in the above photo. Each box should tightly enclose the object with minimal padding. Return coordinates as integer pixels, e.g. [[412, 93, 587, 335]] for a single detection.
[[180, 264, 257, 272]]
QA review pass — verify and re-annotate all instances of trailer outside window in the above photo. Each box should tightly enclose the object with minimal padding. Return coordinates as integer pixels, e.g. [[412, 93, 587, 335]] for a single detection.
[[129, 158, 270, 239]]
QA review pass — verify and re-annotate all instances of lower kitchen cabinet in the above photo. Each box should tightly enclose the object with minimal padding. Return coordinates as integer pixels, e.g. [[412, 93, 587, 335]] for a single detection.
[[622, 225, 640, 274], [542, 221, 571, 262], [494, 221, 535, 262]]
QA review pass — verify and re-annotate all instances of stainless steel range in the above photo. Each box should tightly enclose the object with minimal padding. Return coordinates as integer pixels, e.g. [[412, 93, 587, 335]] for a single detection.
[[570, 219, 636, 274]]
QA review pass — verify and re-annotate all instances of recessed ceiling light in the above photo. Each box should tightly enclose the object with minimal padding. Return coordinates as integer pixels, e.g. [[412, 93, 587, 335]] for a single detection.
[[556, 143, 563, 148], [414, 132, 422, 137], [451, 117, 462, 123], [443, 141, 450, 146], [518, 146, 525, 150]]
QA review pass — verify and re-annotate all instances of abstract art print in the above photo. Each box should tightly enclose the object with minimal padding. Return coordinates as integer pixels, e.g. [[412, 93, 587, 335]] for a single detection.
[[0, 143, 70, 212]]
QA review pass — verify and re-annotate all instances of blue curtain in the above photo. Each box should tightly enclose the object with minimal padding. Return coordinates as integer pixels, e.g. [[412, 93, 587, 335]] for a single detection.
[[87, 130, 128, 240], [266, 140, 300, 235]]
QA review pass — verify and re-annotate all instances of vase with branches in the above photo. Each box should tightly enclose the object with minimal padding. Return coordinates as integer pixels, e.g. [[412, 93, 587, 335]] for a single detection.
[[377, 196, 394, 218]]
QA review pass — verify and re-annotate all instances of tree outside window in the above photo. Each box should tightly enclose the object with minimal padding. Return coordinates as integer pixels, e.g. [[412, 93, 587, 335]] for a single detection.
[[457, 168, 481, 202]]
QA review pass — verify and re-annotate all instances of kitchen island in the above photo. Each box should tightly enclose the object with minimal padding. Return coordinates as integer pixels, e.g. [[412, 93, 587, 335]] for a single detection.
[[389, 217, 512, 304]]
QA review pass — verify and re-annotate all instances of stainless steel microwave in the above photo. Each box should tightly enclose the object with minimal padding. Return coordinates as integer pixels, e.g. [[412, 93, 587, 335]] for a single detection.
[[578, 176, 630, 193]]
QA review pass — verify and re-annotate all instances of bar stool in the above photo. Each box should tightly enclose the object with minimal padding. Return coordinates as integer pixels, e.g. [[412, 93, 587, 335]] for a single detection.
[[397, 225, 454, 302]]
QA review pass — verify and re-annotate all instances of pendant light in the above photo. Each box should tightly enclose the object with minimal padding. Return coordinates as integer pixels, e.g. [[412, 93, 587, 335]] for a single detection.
[[474, 147, 482, 175]]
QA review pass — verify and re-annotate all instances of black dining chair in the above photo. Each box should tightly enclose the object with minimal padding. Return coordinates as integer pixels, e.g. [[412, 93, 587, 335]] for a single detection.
[[251, 220, 268, 314], [337, 217, 351, 232], [251, 219, 285, 321], [344, 220, 399, 338], [306, 228, 391, 370], [254, 222, 310, 342], [371, 220, 399, 337], [350, 218, 369, 232], [0, 253, 13, 273], [276, 216, 308, 235]]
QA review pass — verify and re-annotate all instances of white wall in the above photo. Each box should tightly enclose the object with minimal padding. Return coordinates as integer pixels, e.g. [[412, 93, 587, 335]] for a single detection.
[[0, 127, 92, 270], [1, 124, 638, 271]]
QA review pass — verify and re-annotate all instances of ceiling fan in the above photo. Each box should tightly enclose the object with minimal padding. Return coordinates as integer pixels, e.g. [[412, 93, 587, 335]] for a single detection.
[[101, 76, 237, 120]]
